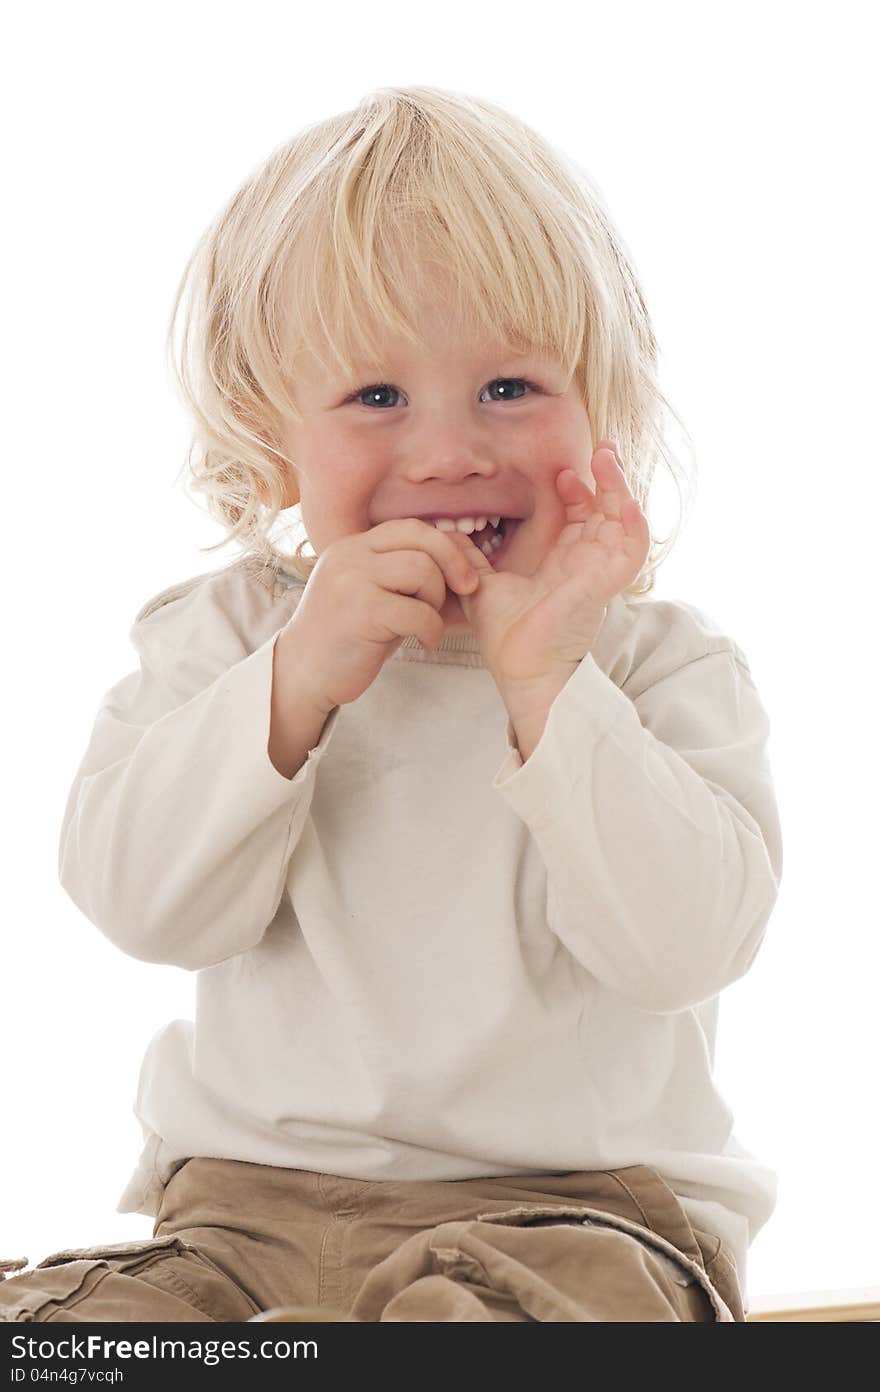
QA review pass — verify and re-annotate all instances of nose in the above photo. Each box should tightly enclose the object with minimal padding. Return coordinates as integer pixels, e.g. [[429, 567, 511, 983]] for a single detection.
[[403, 422, 498, 484]]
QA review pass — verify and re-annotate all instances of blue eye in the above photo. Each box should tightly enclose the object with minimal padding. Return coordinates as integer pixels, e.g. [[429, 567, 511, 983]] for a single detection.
[[481, 378, 538, 403], [345, 378, 541, 408], [349, 384, 402, 408]]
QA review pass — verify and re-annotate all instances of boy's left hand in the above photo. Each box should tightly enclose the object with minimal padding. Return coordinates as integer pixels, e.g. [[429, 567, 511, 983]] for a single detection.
[[453, 442, 650, 696]]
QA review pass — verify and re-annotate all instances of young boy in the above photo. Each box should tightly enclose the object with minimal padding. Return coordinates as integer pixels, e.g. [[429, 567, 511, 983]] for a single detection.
[[0, 85, 781, 1322]]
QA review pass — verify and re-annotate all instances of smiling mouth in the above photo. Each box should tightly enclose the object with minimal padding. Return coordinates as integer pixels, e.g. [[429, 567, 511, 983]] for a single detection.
[[381, 514, 524, 567], [480, 516, 519, 565], [429, 515, 520, 561], [445, 515, 519, 566]]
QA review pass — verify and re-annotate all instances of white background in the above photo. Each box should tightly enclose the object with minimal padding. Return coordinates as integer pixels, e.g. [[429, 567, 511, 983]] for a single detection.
[[2, 0, 878, 1306]]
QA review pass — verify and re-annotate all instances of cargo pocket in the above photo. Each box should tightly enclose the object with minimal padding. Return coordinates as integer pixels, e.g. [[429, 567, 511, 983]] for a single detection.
[[1, 1236, 193, 1323], [473, 1202, 735, 1323], [35, 1234, 190, 1273]]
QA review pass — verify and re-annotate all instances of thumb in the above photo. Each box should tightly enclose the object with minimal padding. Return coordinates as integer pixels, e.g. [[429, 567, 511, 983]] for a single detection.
[[449, 528, 495, 576]]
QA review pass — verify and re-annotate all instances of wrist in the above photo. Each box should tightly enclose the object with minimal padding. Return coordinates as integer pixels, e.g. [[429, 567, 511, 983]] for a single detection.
[[276, 617, 338, 718], [496, 663, 579, 762], [493, 662, 579, 723]]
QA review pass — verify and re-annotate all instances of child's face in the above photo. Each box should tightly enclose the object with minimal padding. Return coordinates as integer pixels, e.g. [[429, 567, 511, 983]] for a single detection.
[[279, 275, 595, 634]]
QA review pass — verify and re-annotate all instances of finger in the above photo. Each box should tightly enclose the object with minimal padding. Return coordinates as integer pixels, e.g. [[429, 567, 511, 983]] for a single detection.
[[595, 438, 625, 466], [556, 467, 599, 522], [590, 446, 631, 521], [370, 518, 479, 593], [555, 519, 588, 547], [446, 527, 495, 575], [371, 550, 448, 614], [621, 494, 650, 544]]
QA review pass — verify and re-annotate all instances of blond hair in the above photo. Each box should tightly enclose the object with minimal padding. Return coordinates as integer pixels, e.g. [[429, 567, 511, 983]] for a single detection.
[[167, 85, 695, 596]]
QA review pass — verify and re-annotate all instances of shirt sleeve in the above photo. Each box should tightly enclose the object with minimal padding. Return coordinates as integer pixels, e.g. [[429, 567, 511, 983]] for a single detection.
[[491, 640, 783, 1014], [57, 578, 340, 971]]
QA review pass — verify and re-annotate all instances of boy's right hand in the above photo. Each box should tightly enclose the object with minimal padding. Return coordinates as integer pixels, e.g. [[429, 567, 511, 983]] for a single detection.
[[278, 520, 480, 711]]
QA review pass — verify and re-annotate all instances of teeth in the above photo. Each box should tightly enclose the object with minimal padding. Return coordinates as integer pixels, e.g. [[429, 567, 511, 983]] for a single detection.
[[431, 517, 477, 533], [429, 515, 502, 533], [479, 530, 505, 557], [428, 515, 510, 561]]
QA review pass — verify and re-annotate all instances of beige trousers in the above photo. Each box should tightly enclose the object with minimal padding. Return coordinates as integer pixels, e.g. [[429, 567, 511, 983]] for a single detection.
[[0, 1158, 744, 1322]]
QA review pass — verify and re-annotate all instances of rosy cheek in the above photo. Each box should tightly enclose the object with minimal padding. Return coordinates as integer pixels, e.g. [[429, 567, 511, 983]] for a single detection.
[[531, 420, 580, 468], [533, 431, 573, 473]]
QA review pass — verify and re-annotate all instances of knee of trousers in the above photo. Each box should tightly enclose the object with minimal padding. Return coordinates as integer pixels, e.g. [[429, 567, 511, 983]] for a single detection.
[[348, 1206, 733, 1323]]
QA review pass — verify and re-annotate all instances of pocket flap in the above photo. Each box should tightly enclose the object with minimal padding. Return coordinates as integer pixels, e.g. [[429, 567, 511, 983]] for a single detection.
[[473, 1202, 734, 1321], [36, 1235, 185, 1270]]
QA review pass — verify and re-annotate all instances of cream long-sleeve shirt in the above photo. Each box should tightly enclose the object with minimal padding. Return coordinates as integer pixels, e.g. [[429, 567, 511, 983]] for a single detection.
[[58, 553, 783, 1301]]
